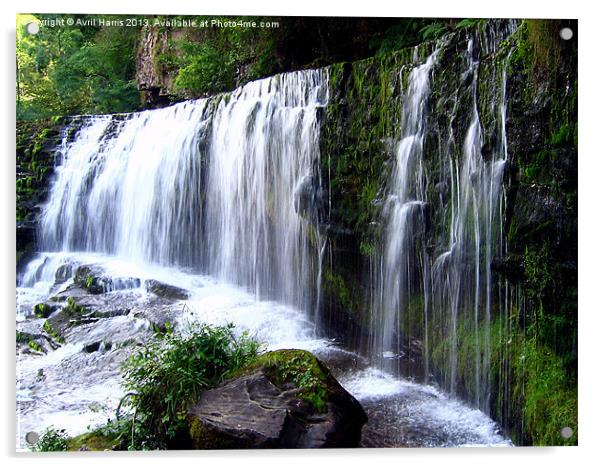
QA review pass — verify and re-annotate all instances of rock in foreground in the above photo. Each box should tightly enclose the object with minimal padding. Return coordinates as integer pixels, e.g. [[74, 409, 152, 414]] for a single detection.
[[187, 349, 367, 448]]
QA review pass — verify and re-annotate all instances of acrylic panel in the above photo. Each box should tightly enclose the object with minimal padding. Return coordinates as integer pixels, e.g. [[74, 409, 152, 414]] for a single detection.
[[15, 14, 578, 451]]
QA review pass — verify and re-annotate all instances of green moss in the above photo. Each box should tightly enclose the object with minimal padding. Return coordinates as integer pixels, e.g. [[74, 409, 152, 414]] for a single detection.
[[522, 338, 577, 445], [322, 269, 355, 314], [359, 239, 376, 257], [189, 416, 242, 449], [235, 350, 330, 412], [66, 430, 121, 451], [28, 340, 44, 353], [524, 20, 561, 75], [16, 119, 60, 233], [16, 331, 29, 343], [33, 303, 52, 318], [429, 311, 577, 446], [551, 123, 574, 147], [43, 320, 64, 344], [85, 275, 95, 289], [65, 296, 88, 316]]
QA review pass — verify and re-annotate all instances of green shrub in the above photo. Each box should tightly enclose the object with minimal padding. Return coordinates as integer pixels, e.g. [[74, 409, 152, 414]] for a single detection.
[[33, 427, 68, 452], [120, 323, 261, 444], [419, 22, 449, 41]]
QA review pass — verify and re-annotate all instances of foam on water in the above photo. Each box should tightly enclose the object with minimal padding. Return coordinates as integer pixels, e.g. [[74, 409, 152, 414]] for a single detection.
[[339, 367, 510, 447], [17, 253, 510, 449]]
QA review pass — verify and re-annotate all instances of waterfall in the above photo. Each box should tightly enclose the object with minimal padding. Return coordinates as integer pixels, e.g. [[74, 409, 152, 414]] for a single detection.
[[204, 70, 328, 311], [15, 23, 523, 445], [37, 69, 329, 315], [371, 24, 513, 414], [40, 101, 211, 265], [371, 49, 438, 369]]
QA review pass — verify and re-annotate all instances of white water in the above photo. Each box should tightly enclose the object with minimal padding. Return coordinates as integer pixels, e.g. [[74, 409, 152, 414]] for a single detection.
[[17, 253, 510, 449], [17, 66, 510, 448], [430, 38, 509, 411], [40, 70, 327, 315], [205, 70, 328, 312]]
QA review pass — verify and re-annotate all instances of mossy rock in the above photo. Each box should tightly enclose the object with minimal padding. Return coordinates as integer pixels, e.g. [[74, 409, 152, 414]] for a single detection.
[[187, 349, 367, 448], [73, 265, 107, 294], [33, 302, 57, 318], [44, 297, 91, 342], [233, 349, 330, 411]]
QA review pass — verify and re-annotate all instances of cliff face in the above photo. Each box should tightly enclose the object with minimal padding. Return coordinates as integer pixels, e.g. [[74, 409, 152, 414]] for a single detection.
[[136, 27, 181, 107], [318, 19, 577, 445]]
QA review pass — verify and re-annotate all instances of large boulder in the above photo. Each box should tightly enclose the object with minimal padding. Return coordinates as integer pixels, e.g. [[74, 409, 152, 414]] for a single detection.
[[187, 349, 367, 449]]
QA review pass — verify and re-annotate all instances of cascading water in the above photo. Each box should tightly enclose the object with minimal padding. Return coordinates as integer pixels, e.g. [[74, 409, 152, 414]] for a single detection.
[[370, 23, 514, 416], [204, 70, 328, 312], [40, 101, 211, 266], [431, 37, 508, 410], [37, 70, 328, 314], [371, 49, 438, 370]]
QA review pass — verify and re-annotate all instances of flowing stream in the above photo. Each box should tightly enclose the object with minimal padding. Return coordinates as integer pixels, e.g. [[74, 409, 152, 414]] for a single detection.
[[17, 46, 512, 448]]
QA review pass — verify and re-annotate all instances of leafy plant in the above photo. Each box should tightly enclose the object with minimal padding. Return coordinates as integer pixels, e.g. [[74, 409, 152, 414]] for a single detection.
[[455, 19, 486, 30], [420, 22, 449, 42], [33, 427, 69, 452], [17, 14, 140, 120], [120, 323, 261, 445]]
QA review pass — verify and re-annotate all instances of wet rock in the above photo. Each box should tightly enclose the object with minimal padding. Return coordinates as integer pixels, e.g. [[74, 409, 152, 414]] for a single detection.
[[145, 279, 190, 301], [51, 285, 93, 302], [46, 297, 102, 339], [54, 264, 74, 284], [73, 265, 109, 294], [83, 341, 102, 353], [294, 173, 324, 220], [72, 263, 142, 295], [435, 180, 448, 194], [16, 329, 58, 353], [187, 349, 367, 448]]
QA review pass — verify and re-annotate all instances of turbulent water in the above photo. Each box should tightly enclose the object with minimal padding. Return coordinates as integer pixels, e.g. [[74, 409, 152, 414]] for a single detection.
[[17, 43, 514, 448], [17, 254, 510, 449]]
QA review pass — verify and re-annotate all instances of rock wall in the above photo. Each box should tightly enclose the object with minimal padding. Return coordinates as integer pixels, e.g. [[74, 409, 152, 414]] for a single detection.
[[16, 119, 63, 271], [136, 27, 182, 107]]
